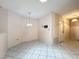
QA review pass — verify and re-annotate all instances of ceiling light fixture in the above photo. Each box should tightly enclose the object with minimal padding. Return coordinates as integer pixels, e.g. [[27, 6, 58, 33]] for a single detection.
[[40, 0, 47, 3], [27, 24, 32, 27], [71, 19, 78, 22], [26, 12, 32, 27]]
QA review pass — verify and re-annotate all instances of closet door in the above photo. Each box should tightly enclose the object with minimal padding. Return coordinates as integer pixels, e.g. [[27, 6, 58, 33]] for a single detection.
[[75, 22, 79, 40], [71, 21, 79, 40]]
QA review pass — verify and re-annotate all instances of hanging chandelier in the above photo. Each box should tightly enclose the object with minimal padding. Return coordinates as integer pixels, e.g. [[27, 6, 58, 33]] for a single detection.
[[26, 12, 32, 27]]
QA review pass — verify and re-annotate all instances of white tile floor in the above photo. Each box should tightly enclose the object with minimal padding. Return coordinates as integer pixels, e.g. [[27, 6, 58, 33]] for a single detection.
[[4, 40, 79, 59]]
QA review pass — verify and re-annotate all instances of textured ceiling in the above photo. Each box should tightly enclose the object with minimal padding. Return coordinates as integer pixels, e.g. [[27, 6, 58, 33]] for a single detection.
[[0, 0, 79, 19]]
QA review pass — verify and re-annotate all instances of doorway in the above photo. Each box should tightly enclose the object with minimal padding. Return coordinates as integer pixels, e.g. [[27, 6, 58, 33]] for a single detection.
[[70, 19, 79, 41]]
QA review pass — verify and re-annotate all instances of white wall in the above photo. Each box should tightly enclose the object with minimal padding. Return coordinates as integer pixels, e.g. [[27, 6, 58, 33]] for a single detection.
[[8, 11, 38, 48], [52, 13, 60, 43], [0, 33, 7, 59], [0, 8, 8, 59], [64, 18, 70, 40], [8, 12, 24, 48], [0, 8, 38, 49], [0, 8, 8, 32], [59, 16, 70, 41], [38, 14, 52, 45], [38, 13, 59, 45], [59, 17, 64, 42], [22, 18, 38, 42]]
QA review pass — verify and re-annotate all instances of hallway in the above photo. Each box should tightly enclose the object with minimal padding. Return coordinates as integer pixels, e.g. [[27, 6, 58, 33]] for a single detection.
[[5, 40, 79, 59], [0, 0, 79, 59]]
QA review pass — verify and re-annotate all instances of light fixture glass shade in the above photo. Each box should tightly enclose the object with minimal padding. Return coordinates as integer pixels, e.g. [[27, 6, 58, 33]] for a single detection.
[[40, 0, 47, 3], [71, 19, 78, 22], [26, 12, 32, 27], [27, 24, 32, 27]]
